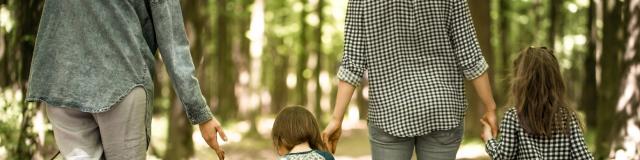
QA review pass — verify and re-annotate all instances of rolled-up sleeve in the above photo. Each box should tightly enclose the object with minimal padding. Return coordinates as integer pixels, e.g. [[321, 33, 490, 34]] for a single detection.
[[338, 0, 368, 87], [448, 0, 488, 80], [149, 0, 213, 124]]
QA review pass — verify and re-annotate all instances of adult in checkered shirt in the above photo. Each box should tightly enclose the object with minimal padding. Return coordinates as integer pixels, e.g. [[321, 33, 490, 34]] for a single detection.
[[480, 47, 594, 159], [321, 0, 498, 159]]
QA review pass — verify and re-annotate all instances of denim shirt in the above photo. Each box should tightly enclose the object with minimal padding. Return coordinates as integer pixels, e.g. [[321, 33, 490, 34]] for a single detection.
[[26, 0, 213, 125]]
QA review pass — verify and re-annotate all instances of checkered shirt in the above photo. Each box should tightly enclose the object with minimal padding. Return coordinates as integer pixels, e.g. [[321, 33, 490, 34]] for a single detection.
[[337, 0, 488, 137], [486, 108, 594, 160]]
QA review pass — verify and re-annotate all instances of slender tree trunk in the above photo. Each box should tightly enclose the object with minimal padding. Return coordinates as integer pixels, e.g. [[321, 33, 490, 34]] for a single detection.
[[215, 0, 239, 122], [496, 0, 510, 106], [581, 0, 598, 128], [312, 0, 324, 120], [595, 0, 624, 158], [296, 0, 309, 106], [11, 0, 44, 158], [166, 94, 194, 160]]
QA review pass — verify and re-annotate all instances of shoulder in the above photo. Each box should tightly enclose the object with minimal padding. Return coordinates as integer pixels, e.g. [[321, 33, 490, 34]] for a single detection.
[[314, 150, 335, 160], [504, 107, 518, 120]]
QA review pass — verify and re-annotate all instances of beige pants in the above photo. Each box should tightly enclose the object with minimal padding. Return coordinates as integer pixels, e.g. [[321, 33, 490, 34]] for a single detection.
[[46, 87, 147, 160]]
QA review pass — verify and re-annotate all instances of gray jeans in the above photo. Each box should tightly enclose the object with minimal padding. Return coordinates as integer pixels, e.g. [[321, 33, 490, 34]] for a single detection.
[[46, 87, 147, 160], [368, 123, 463, 160]]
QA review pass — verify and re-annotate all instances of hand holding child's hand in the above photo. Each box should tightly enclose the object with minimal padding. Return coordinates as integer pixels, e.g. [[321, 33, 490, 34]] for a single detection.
[[322, 119, 342, 154], [480, 118, 494, 143], [482, 111, 498, 137]]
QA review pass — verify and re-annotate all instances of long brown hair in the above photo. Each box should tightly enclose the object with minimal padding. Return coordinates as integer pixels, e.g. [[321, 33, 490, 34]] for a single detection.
[[509, 46, 573, 137], [272, 106, 328, 152]]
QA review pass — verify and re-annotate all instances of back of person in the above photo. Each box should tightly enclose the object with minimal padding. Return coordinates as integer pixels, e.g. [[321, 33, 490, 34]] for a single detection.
[[480, 47, 594, 160], [488, 107, 591, 159]]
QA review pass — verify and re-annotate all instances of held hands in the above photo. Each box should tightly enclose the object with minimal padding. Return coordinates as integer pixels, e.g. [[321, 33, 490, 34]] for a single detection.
[[482, 110, 498, 137], [321, 119, 343, 154], [480, 118, 494, 143], [199, 117, 228, 160]]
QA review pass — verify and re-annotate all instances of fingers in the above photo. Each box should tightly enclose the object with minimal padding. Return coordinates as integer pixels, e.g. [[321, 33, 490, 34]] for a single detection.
[[217, 126, 228, 142], [480, 118, 489, 126], [331, 139, 338, 154], [215, 149, 225, 160]]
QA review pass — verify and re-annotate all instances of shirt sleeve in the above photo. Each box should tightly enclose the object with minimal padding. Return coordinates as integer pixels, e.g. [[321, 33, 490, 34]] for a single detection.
[[337, 0, 367, 87], [486, 109, 518, 160], [448, 0, 488, 80], [149, 0, 213, 124], [569, 113, 595, 160]]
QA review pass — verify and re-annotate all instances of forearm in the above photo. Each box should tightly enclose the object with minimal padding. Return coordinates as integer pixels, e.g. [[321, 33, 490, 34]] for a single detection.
[[331, 80, 357, 122], [470, 72, 496, 112]]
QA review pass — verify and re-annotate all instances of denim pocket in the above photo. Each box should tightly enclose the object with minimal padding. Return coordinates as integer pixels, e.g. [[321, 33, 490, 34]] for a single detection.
[[430, 125, 463, 145]]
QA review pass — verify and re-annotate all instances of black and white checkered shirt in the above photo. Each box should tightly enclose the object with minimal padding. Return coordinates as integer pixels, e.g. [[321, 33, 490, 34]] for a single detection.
[[486, 108, 594, 160], [337, 0, 488, 137]]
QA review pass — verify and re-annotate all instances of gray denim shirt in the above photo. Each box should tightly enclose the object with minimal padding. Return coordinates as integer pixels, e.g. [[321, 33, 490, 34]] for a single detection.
[[26, 0, 213, 125]]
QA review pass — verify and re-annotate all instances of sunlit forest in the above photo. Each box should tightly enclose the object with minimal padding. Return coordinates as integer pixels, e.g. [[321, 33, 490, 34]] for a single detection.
[[0, 0, 639, 159]]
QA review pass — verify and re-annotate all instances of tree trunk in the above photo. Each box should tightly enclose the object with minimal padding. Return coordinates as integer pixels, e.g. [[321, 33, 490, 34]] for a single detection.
[[215, 0, 239, 122], [166, 94, 194, 160], [10, 0, 44, 158], [595, 0, 624, 158], [296, 0, 309, 106], [581, 0, 598, 128]]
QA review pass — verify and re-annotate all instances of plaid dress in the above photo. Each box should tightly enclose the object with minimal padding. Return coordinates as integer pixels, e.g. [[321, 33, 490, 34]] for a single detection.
[[486, 108, 594, 160], [337, 0, 488, 137]]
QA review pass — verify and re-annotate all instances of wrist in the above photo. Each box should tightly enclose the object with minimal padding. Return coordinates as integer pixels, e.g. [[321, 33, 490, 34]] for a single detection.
[[331, 115, 345, 123], [484, 105, 497, 113]]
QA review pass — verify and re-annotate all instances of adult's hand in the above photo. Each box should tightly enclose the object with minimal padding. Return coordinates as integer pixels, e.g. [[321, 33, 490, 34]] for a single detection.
[[321, 119, 342, 154], [482, 110, 498, 137], [479, 118, 494, 143], [199, 117, 228, 160]]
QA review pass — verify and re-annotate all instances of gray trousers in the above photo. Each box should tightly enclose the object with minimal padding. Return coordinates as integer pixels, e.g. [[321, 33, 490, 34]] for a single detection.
[[368, 123, 463, 160], [46, 87, 147, 160]]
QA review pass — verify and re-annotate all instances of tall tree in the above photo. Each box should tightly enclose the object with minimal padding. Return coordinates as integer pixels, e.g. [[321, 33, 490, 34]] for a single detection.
[[296, 0, 309, 107], [214, 0, 240, 122], [581, 0, 598, 128], [595, 0, 624, 158], [0, 0, 44, 158]]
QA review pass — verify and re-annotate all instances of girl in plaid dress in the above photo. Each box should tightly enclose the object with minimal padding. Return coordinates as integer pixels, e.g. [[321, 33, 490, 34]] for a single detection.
[[480, 47, 594, 160]]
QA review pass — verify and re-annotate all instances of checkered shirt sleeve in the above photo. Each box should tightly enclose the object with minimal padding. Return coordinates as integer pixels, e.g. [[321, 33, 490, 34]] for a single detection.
[[570, 113, 594, 160], [449, 0, 488, 80], [337, 0, 368, 87], [487, 108, 519, 159]]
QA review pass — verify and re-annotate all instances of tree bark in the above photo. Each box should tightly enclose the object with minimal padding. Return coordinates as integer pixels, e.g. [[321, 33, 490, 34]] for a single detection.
[[595, 0, 624, 158]]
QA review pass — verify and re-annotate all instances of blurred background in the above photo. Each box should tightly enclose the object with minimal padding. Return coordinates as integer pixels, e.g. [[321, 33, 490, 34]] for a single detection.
[[0, 0, 638, 159]]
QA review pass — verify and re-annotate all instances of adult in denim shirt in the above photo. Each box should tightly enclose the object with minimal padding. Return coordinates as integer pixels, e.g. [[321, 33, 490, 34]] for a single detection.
[[26, 0, 227, 159]]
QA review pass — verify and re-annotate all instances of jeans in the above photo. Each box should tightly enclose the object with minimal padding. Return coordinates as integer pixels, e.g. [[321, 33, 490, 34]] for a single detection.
[[368, 123, 463, 160]]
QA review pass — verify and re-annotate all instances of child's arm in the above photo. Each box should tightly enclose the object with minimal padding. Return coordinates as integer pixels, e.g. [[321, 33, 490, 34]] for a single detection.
[[569, 114, 595, 160], [482, 109, 518, 159]]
